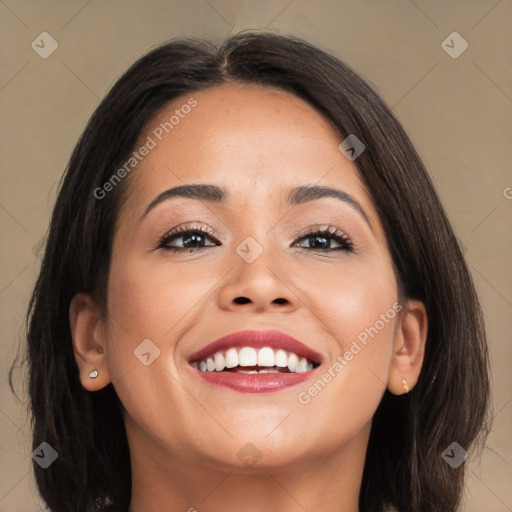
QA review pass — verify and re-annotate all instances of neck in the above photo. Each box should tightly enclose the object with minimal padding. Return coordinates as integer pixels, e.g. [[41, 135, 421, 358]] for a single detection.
[[126, 420, 369, 512]]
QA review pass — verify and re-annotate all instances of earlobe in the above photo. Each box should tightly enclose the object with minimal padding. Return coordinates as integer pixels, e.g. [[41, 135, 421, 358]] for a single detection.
[[387, 299, 428, 395], [69, 293, 112, 391]]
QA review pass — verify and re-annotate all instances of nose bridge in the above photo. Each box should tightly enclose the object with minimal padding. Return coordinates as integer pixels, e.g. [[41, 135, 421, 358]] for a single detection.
[[235, 230, 284, 287], [226, 185, 279, 265], [216, 227, 298, 313]]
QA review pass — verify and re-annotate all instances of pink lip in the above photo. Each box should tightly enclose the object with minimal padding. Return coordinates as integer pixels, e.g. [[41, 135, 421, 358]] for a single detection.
[[194, 370, 316, 393], [188, 329, 323, 363], [188, 329, 322, 394]]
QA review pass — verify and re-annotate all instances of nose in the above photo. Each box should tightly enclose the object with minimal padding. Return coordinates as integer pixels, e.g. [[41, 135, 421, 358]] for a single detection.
[[216, 241, 299, 314]]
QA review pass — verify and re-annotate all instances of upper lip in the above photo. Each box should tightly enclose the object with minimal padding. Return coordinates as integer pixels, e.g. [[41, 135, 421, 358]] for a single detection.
[[188, 329, 323, 364]]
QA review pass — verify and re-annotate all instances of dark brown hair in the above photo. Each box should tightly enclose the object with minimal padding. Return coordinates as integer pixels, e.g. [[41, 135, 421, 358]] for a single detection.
[[11, 31, 490, 512]]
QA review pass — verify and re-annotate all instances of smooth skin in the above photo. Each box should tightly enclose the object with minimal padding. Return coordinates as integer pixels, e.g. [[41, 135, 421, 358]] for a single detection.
[[70, 83, 427, 512]]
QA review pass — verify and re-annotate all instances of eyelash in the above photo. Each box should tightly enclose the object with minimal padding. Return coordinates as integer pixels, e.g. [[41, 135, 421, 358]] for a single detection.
[[157, 223, 354, 253]]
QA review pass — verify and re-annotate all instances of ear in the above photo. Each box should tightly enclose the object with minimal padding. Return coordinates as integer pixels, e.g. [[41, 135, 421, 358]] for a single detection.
[[69, 293, 112, 391], [387, 299, 428, 395]]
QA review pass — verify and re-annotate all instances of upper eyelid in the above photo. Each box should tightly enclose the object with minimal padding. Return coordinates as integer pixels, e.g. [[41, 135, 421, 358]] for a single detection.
[[162, 224, 347, 237], [163, 222, 217, 237], [158, 224, 219, 246], [295, 224, 348, 237]]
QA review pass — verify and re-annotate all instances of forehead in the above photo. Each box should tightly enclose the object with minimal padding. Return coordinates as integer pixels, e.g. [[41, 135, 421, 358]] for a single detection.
[[119, 83, 377, 228]]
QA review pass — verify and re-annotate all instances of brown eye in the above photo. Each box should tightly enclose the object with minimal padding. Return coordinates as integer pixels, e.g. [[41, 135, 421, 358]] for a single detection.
[[295, 227, 354, 252], [158, 225, 219, 252]]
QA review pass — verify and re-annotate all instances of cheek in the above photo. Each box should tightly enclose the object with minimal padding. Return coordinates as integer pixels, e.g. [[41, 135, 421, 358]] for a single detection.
[[101, 258, 198, 437], [101, 253, 225, 401], [302, 255, 398, 350], [105, 254, 208, 341], [293, 258, 397, 419]]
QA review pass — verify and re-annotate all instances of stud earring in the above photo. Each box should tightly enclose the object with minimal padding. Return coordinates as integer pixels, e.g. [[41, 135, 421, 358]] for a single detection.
[[401, 378, 409, 393], [89, 369, 98, 379]]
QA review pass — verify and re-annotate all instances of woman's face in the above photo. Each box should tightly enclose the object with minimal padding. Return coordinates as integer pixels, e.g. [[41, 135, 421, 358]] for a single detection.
[[95, 84, 404, 470]]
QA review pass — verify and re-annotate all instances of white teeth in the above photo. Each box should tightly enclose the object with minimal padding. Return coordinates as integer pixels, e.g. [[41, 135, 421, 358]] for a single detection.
[[194, 346, 318, 374], [238, 347, 257, 366], [257, 347, 275, 367], [275, 349, 288, 367], [225, 348, 238, 368], [295, 357, 308, 373], [287, 353, 299, 372], [214, 352, 226, 372]]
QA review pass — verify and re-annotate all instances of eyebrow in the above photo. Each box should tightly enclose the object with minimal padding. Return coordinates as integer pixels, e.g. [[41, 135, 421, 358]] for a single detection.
[[139, 183, 371, 226]]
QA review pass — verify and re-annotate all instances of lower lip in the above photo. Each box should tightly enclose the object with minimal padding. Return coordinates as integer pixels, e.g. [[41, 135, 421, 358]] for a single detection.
[[192, 368, 316, 393]]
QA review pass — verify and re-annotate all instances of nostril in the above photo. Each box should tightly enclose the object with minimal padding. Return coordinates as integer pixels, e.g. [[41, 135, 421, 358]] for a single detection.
[[234, 297, 251, 304]]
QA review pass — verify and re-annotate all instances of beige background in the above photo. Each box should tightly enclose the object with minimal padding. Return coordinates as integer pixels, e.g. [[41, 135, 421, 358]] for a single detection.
[[1, 1, 511, 510]]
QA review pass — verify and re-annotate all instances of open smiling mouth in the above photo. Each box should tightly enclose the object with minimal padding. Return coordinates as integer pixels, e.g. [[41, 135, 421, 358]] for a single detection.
[[190, 346, 321, 373], [189, 346, 321, 392], [187, 330, 323, 392]]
